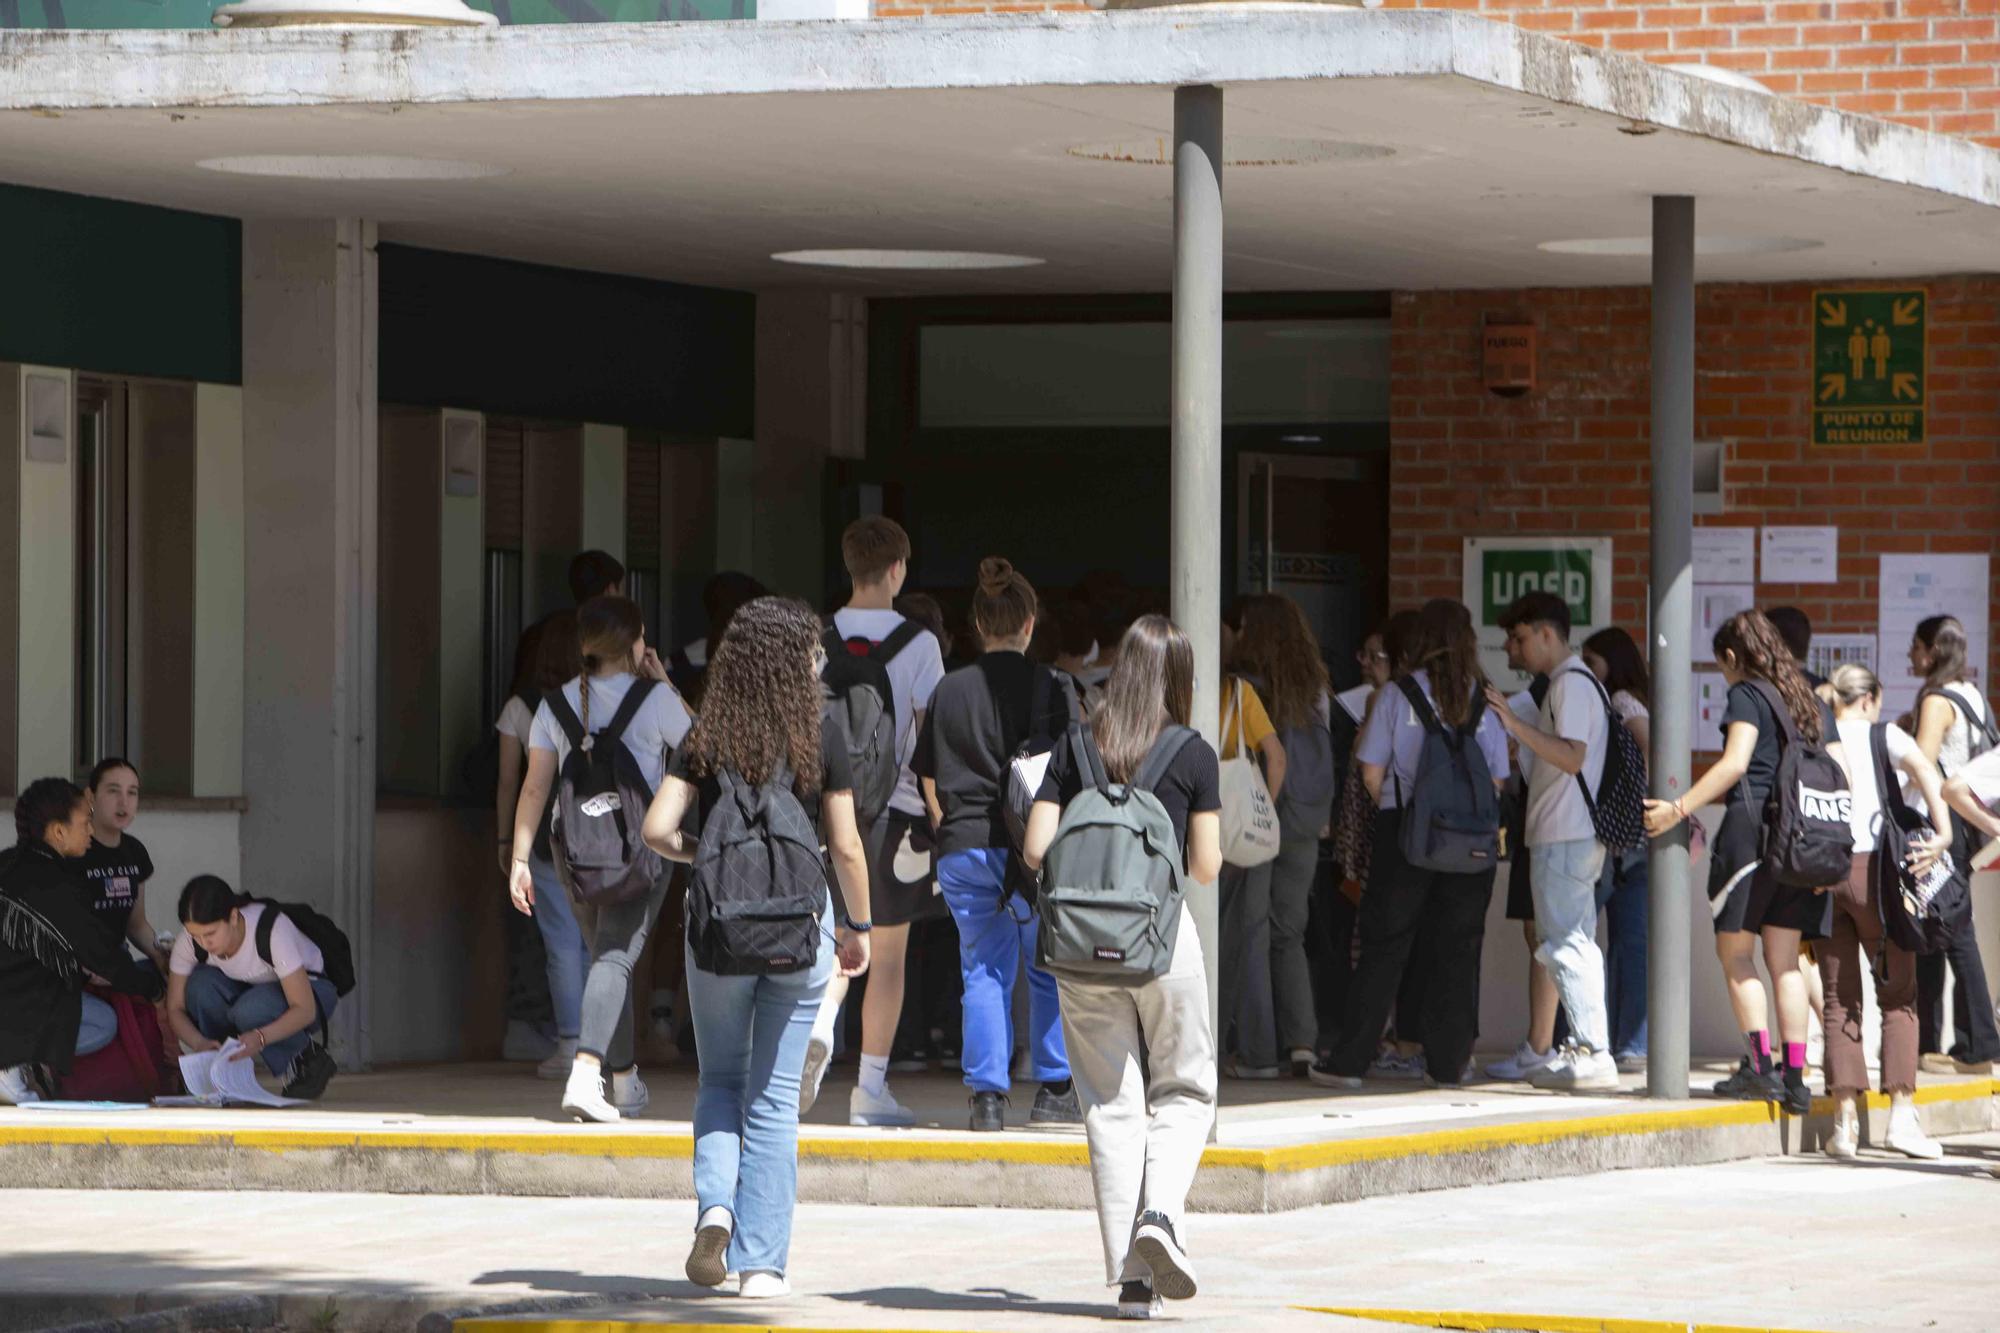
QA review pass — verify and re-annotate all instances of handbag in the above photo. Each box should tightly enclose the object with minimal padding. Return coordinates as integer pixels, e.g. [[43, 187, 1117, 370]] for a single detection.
[[1219, 678, 1282, 869]]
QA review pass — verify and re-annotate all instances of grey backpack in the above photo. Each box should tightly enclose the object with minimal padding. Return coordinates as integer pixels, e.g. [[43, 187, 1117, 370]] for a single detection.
[[1393, 679, 1502, 874], [1275, 690, 1338, 840], [1036, 725, 1198, 981]]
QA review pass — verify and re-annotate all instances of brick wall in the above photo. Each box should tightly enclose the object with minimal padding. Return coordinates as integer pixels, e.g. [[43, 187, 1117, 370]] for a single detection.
[[1389, 276, 2000, 712]]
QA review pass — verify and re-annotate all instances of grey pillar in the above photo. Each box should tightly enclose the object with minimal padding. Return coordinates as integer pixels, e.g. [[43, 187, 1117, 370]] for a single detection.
[[1648, 196, 1695, 1100], [1171, 84, 1224, 1032]]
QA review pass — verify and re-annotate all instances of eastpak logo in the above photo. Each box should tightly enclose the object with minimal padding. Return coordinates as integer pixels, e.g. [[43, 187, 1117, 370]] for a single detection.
[[1093, 946, 1126, 962]]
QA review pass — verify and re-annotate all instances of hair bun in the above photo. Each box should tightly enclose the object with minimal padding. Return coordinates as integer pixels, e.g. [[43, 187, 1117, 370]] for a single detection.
[[977, 557, 1014, 595]]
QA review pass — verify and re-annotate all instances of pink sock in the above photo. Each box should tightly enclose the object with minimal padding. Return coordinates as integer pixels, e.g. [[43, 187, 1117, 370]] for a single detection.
[[1785, 1042, 1807, 1071]]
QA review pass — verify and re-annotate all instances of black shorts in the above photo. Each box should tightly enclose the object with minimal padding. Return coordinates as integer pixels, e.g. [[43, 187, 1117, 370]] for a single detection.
[[1504, 846, 1535, 922], [1709, 805, 1831, 940], [868, 809, 946, 929]]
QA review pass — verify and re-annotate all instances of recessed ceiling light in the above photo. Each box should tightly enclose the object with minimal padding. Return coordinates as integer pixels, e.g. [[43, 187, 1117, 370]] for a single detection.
[[1539, 235, 1823, 256], [771, 249, 1044, 270], [196, 155, 507, 180], [1066, 138, 1394, 167], [213, 0, 494, 25]]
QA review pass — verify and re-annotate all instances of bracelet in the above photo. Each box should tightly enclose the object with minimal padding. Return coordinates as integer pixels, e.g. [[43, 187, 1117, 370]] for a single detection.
[[842, 917, 873, 933], [1672, 799, 1689, 823]]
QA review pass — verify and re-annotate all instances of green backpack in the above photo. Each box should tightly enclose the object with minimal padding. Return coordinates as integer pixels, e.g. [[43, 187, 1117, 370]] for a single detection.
[[1036, 724, 1198, 981]]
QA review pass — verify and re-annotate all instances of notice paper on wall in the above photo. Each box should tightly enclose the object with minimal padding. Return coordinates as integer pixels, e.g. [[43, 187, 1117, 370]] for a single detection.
[[158, 1040, 306, 1108], [1692, 584, 1757, 664], [1693, 526, 1757, 584], [1761, 526, 1839, 584], [1807, 634, 1876, 683], [1879, 554, 1991, 719], [1690, 671, 1730, 754]]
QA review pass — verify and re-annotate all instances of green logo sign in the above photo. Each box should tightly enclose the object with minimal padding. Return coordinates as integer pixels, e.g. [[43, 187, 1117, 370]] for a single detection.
[[1813, 288, 1925, 446], [1479, 548, 1593, 627]]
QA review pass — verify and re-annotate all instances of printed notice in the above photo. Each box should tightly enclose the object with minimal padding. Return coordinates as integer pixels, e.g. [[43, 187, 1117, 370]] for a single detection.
[[1693, 584, 1757, 664], [1691, 671, 1730, 755], [1807, 634, 1876, 683], [1761, 526, 1839, 585], [1878, 554, 1990, 719], [1693, 526, 1757, 584]]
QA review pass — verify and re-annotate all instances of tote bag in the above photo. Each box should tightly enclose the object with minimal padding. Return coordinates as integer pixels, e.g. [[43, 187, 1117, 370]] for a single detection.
[[1220, 679, 1283, 868]]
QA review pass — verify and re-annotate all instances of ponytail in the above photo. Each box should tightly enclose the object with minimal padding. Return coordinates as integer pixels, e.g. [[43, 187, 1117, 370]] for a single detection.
[[971, 556, 1037, 644]]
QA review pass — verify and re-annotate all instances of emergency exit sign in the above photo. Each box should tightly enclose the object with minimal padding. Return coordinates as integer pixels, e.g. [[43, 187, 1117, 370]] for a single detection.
[[1813, 288, 1925, 446]]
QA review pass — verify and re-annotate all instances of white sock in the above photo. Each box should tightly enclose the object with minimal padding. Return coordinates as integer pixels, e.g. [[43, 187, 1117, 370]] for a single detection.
[[811, 996, 841, 1046], [859, 1054, 889, 1097]]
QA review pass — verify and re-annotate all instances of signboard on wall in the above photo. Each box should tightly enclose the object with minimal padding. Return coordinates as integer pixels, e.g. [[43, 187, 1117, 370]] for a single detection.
[[1813, 288, 1925, 446], [1462, 536, 1615, 689]]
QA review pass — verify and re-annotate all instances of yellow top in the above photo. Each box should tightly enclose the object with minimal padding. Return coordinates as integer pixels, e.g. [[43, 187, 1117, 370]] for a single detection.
[[1220, 677, 1276, 760]]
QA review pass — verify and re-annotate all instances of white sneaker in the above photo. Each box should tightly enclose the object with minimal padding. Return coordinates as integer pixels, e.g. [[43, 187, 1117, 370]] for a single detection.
[[0, 1065, 40, 1106], [849, 1082, 916, 1127], [1825, 1112, 1860, 1161], [1885, 1106, 1943, 1161], [738, 1271, 791, 1299], [800, 1034, 831, 1115], [1368, 1050, 1426, 1081], [611, 1067, 650, 1117], [1485, 1041, 1560, 1082], [685, 1205, 732, 1287], [1529, 1047, 1621, 1092], [537, 1038, 579, 1082], [561, 1064, 620, 1124], [1130, 1212, 1196, 1301]]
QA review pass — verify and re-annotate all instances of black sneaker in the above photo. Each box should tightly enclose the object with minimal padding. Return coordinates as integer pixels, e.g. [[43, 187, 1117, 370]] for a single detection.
[[1712, 1057, 1762, 1099], [1030, 1081, 1083, 1126], [282, 1043, 338, 1101], [1779, 1074, 1814, 1117], [969, 1091, 1008, 1132], [1115, 1279, 1161, 1320], [1130, 1211, 1197, 1301]]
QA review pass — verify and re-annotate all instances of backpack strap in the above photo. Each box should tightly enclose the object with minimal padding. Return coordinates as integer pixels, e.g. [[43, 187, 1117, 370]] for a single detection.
[[1747, 679, 1804, 747], [1918, 685, 2000, 757], [1558, 666, 1616, 810], [253, 902, 333, 1041], [1135, 725, 1199, 794], [1394, 677, 1443, 736], [543, 687, 589, 753], [596, 678, 659, 750], [871, 620, 924, 664]]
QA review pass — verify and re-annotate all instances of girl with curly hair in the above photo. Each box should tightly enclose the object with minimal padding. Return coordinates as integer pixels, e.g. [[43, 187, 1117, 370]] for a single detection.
[[643, 595, 871, 1301]]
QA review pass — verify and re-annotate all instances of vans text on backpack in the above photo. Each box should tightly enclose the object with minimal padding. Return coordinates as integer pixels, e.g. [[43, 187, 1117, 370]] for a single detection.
[[822, 619, 924, 829], [1557, 668, 1647, 853], [545, 680, 667, 907], [1870, 722, 1971, 956], [1037, 726, 1199, 980], [1391, 679, 1502, 874], [1745, 679, 1854, 889], [685, 763, 830, 975]]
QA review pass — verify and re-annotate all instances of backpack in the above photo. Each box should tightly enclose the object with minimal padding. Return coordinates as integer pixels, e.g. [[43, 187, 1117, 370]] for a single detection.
[[61, 988, 177, 1102], [1870, 722, 1971, 955], [1255, 677, 1337, 841], [544, 680, 666, 908], [1036, 725, 1198, 981], [1916, 684, 2000, 765], [1003, 668, 1079, 852], [1557, 668, 1648, 854], [821, 619, 924, 829], [685, 763, 828, 975], [1392, 679, 1502, 874], [1745, 679, 1854, 889], [193, 899, 358, 998]]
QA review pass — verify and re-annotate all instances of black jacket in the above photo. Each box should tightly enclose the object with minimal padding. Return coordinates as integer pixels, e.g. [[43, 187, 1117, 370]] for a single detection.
[[0, 842, 165, 1073]]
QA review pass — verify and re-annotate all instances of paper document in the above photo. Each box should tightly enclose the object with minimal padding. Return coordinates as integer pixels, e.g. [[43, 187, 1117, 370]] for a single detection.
[[1335, 684, 1373, 725], [173, 1040, 306, 1108]]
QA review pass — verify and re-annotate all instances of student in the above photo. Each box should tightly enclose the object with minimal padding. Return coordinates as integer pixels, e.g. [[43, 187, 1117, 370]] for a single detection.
[[1643, 609, 1839, 1114], [509, 595, 693, 1122], [496, 612, 591, 1081], [1765, 607, 1826, 690], [0, 780, 167, 1105], [76, 759, 169, 973], [1022, 614, 1221, 1321], [809, 517, 947, 1126], [569, 549, 626, 604], [668, 571, 767, 704], [1486, 593, 1617, 1092], [642, 596, 872, 1300], [889, 590, 959, 1071], [1821, 664, 1949, 1160], [1905, 615, 2000, 1073], [1313, 600, 1508, 1090], [916, 557, 1079, 1131], [1047, 598, 1099, 699], [167, 876, 339, 1099], [1486, 636, 1560, 1083], [1215, 606, 1288, 1081], [1225, 593, 1332, 1077], [1582, 627, 1651, 1071]]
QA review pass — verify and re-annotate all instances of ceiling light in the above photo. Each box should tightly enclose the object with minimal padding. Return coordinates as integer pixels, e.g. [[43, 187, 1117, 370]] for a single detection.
[[197, 155, 508, 180], [1065, 138, 1393, 167], [772, 249, 1044, 270], [213, 0, 495, 24], [1538, 235, 1822, 256]]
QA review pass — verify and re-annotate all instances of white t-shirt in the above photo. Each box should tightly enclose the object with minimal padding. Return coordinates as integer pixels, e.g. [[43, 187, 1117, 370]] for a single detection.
[[1525, 658, 1609, 848], [169, 903, 323, 985], [832, 608, 945, 817], [528, 672, 692, 794], [495, 694, 535, 748], [1836, 718, 1918, 849], [1611, 689, 1649, 726], [1935, 681, 1993, 775]]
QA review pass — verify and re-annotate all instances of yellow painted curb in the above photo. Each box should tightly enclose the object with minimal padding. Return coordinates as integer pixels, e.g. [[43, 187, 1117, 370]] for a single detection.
[[1299, 1307, 1844, 1333]]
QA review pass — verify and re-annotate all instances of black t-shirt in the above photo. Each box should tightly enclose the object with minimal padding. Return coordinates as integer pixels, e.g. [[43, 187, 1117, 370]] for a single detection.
[[1721, 681, 1838, 805], [76, 834, 153, 953], [667, 711, 853, 843], [1036, 729, 1222, 863], [914, 652, 1075, 858]]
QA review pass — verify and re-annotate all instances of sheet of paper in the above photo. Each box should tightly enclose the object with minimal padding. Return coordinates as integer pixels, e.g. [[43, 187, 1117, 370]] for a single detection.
[[1693, 526, 1757, 583], [1760, 525, 1839, 584], [1690, 671, 1730, 754], [1879, 554, 1991, 719], [1335, 683, 1373, 725], [1806, 633, 1875, 683], [17, 1100, 148, 1112], [1692, 584, 1757, 664], [176, 1041, 306, 1108]]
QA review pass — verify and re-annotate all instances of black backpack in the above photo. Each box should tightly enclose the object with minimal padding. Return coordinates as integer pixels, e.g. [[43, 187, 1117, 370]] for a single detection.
[[1870, 723, 1972, 955], [192, 899, 357, 998], [1557, 668, 1648, 854], [1746, 679, 1854, 888], [821, 619, 924, 829], [685, 763, 828, 975], [545, 680, 666, 907], [1393, 679, 1502, 874]]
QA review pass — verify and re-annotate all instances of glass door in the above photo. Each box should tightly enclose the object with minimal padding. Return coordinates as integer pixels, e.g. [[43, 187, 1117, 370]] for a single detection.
[[1236, 451, 1374, 682]]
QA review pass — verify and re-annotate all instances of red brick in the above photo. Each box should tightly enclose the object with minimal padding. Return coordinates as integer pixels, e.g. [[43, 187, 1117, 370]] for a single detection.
[[1579, 6, 1642, 27], [1901, 88, 1969, 109], [1799, 20, 1865, 41], [1800, 68, 1869, 90], [1867, 67, 1933, 88], [1769, 43, 1834, 64], [1900, 42, 1967, 62], [1935, 110, 2000, 133], [1933, 64, 2000, 87]]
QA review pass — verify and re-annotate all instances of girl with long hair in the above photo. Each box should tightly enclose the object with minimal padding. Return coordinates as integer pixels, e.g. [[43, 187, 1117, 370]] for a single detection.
[[1312, 599, 1508, 1090], [1022, 614, 1223, 1320], [1213, 600, 1289, 1079], [77, 758, 169, 974], [1643, 608, 1840, 1114], [1582, 625, 1652, 1069], [643, 595, 871, 1300], [510, 595, 692, 1123]]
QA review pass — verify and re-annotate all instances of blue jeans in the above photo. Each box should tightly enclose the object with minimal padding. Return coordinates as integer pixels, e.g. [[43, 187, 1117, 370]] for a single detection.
[[1529, 837, 1610, 1056], [182, 968, 339, 1077], [935, 848, 1068, 1094], [529, 856, 588, 1040], [1597, 845, 1649, 1062], [686, 903, 834, 1279], [76, 994, 118, 1058]]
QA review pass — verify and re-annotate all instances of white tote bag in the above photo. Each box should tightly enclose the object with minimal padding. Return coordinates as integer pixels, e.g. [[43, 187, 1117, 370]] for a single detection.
[[1219, 679, 1282, 869]]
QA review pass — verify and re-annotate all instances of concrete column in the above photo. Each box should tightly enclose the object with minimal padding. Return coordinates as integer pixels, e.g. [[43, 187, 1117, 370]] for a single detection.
[[438, 410, 485, 796], [192, 383, 246, 798], [1172, 84, 1225, 1034], [10, 365, 75, 792], [754, 291, 863, 598], [579, 422, 626, 563], [1648, 196, 1695, 1100], [241, 219, 378, 1066]]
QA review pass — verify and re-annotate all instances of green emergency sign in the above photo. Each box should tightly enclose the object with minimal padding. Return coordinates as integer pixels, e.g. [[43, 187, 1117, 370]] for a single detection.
[[1477, 547, 1594, 627], [1813, 288, 1925, 446]]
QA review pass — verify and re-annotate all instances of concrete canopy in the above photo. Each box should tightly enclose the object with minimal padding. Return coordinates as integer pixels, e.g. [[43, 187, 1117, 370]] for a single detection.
[[2, 8, 1997, 293]]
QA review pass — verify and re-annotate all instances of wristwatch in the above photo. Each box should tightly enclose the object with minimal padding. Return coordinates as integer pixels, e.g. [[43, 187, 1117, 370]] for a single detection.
[[842, 916, 873, 933]]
